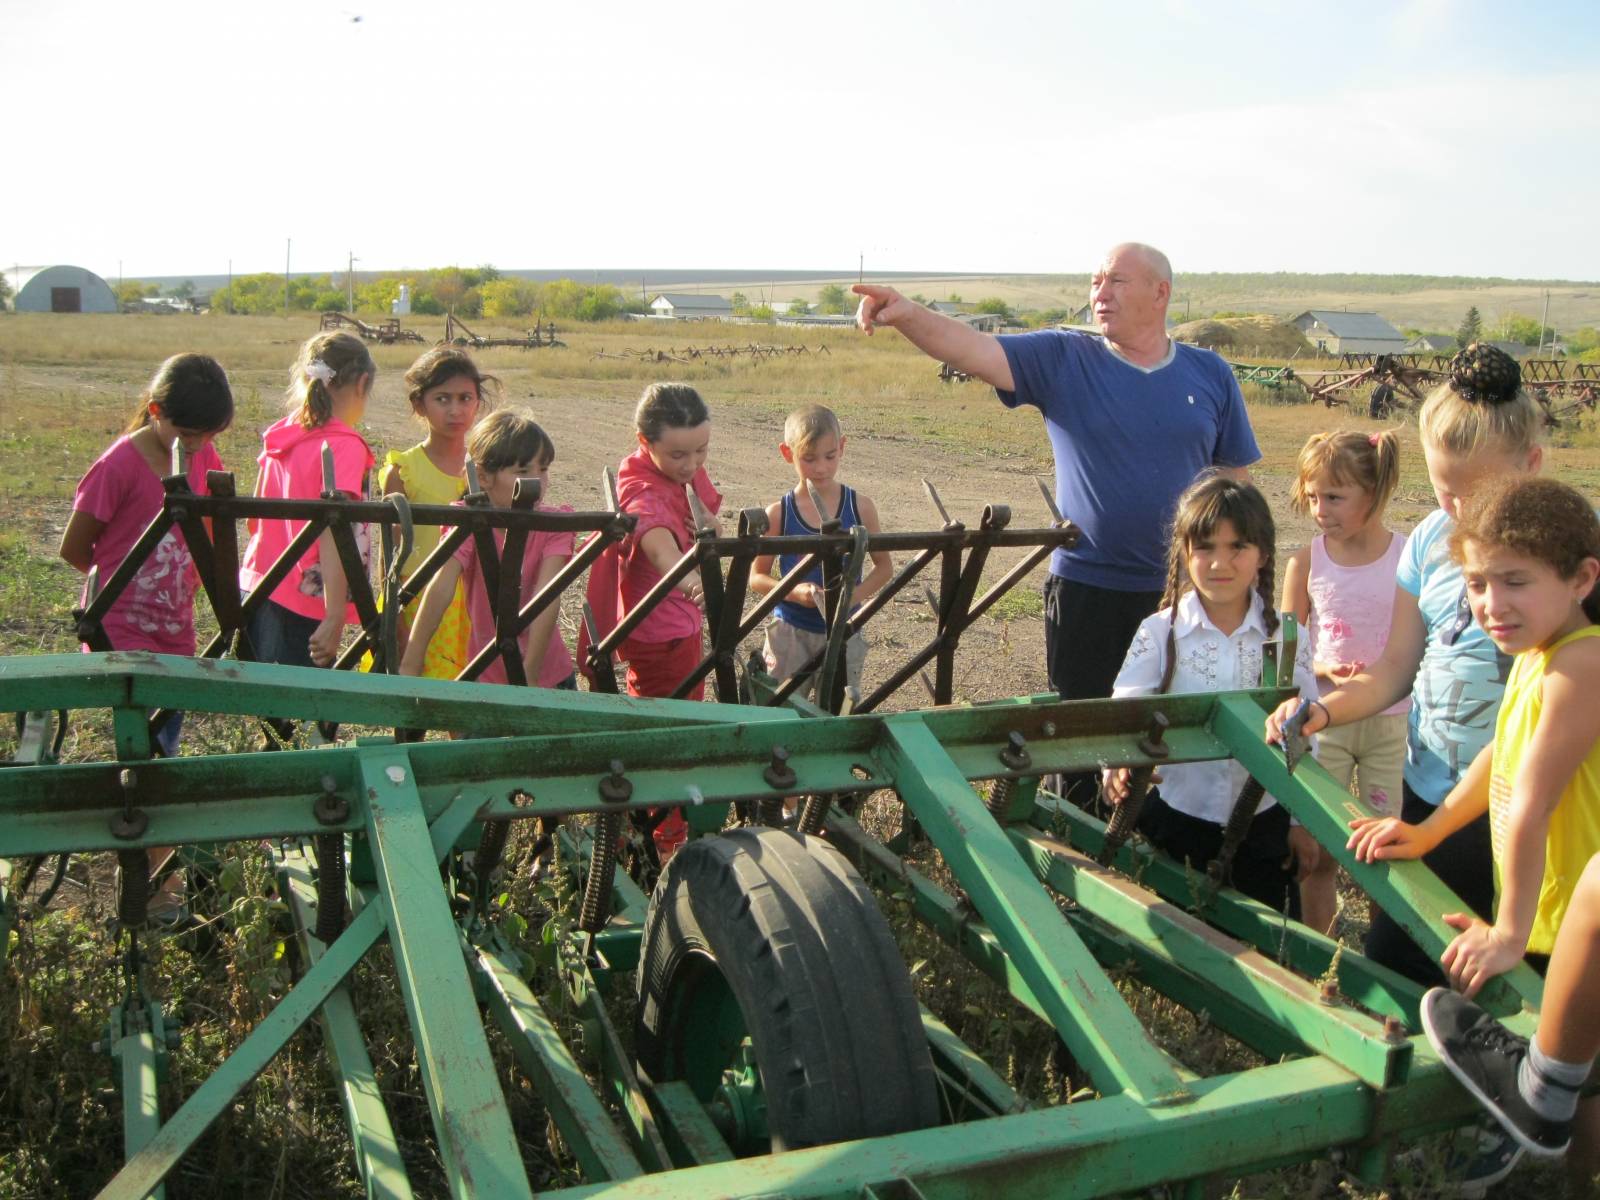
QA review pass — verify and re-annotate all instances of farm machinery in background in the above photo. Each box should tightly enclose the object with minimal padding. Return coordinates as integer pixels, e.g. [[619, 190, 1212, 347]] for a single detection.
[[444, 312, 564, 350], [0, 452, 1537, 1198], [1285, 352, 1600, 425], [319, 310, 428, 345]]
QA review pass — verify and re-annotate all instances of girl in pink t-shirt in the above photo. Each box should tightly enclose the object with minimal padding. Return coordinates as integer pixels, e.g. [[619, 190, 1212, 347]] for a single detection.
[[399, 410, 574, 690], [239, 332, 375, 670], [1282, 428, 1407, 934], [61, 353, 234, 754]]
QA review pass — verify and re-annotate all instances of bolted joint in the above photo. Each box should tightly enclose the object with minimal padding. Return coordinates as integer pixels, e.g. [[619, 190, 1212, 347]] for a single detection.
[[599, 759, 632, 804], [763, 745, 796, 791], [998, 730, 1031, 771], [313, 774, 350, 825], [1138, 712, 1171, 759]]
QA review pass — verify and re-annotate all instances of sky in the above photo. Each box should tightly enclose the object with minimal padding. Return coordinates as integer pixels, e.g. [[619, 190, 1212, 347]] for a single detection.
[[6, 0, 1599, 281]]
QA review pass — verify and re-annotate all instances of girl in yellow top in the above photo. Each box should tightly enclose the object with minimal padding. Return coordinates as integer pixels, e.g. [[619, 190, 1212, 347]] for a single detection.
[[1349, 476, 1600, 991], [377, 347, 497, 679]]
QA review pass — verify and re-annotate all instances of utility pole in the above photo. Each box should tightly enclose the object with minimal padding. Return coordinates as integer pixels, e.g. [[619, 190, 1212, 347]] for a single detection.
[[284, 239, 291, 319], [858, 252, 863, 283], [347, 250, 358, 313], [1539, 288, 1551, 355], [227, 259, 233, 314]]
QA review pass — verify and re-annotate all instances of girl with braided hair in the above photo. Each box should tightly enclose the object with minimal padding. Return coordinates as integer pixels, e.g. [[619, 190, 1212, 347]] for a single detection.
[[1103, 472, 1319, 913]]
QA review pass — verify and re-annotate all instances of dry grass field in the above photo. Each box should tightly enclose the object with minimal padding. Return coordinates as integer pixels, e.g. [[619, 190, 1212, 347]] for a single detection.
[[2, 312, 1597, 1198]]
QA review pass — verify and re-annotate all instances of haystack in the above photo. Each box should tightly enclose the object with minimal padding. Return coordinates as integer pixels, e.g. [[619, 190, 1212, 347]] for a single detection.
[[1172, 315, 1312, 358]]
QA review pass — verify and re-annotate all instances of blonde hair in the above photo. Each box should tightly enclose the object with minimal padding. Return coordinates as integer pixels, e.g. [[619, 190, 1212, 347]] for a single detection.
[[783, 404, 843, 453], [1290, 430, 1401, 522], [1418, 344, 1541, 458], [287, 331, 375, 430], [468, 409, 554, 475]]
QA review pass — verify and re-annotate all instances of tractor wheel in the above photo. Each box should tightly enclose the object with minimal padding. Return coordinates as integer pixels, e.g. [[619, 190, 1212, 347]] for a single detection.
[[635, 827, 938, 1152]]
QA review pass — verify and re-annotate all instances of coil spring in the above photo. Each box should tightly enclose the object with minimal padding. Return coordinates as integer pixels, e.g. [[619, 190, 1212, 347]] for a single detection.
[[578, 811, 622, 934], [1097, 766, 1152, 866], [1208, 778, 1266, 886], [474, 818, 511, 882], [116, 849, 149, 927], [796, 794, 830, 836], [756, 797, 786, 827], [985, 777, 1016, 820], [314, 832, 346, 943]]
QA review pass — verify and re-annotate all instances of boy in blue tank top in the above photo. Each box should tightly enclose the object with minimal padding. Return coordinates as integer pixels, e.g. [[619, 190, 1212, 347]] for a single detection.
[[750, 404, 893, 710]]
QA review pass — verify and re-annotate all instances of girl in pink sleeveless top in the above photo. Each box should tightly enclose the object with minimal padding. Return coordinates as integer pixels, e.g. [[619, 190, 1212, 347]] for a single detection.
[[1283, 429, 1407, 934]]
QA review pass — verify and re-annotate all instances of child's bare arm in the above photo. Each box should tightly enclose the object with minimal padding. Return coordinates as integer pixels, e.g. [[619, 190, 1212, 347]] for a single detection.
[[639, 527, 702, 603], [378, 462, 406, 497], [851, 493, 893, 605], [398, 557, 464, 676], [521, 554, 569, 685], [59, 510, 105, 573], [1281, 546, 1311, 626], [309, 529, 352, 666], [1445, 641, 1600, 996], [1349, 742, 1491, 862]]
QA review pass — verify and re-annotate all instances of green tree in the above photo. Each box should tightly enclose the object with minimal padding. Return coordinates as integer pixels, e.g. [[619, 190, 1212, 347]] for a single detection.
[[816, 284, 849, 314], [1502, 313, 1544, 347], [114, 280, 158, 306], [413, 294, 444, 316], [749, 304, 775, 320], [356, 278, 402, 314], [1457, 306, 1482, 346], [167, 280, 196, 301], [0, 272, 11, 309], [730, 291, 750, 314], [974, 297, 1012, 317], [313, 291, 347, 313], [575, 286, 623, 322], [787, 298, 810, 313], [480, 279, 530, 319], [1565, 326, 1600, 356]]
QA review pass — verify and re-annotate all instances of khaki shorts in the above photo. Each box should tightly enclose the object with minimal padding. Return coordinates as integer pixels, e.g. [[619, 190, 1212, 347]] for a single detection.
[[1314, 711, 1407, 816], [762, 618, 867, 706]]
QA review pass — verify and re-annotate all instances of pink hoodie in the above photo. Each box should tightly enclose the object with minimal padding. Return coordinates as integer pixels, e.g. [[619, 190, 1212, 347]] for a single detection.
[[239, 415, 375, 621]]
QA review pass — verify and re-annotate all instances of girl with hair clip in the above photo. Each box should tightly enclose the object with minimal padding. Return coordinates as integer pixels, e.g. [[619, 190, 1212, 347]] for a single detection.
[[1349, 476, 1600, 1182], [61, 353, 235, 752], [1103, 474, 1320, 914], [1281, 428, 1406, 935], [373, 346, 497, 680], [239, 331, 375, 671]]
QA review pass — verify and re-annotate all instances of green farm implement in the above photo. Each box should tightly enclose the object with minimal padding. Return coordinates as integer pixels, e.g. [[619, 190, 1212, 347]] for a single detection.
[[0, 463, 1539, 1198]]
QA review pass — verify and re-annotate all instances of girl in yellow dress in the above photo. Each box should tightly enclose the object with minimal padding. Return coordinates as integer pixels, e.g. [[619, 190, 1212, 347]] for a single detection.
[[378, 347, 497, 679]]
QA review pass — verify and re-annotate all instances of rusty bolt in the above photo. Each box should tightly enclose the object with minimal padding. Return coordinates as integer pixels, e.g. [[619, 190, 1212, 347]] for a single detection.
[[763, 745, 796, 791], [1318, 977, 1340, 1006], [1382, 1015, 1405, 1042], [1138, 712, 1171, 759], [314, 774, 350, 825], [1041, 721, 1057, 737], [999, 730, 1031, 771], [599, 759, 632, 804]]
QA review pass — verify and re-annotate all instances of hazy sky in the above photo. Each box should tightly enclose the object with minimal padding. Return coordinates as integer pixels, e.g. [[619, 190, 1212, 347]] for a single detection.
[[7, 0, 1598, 281]]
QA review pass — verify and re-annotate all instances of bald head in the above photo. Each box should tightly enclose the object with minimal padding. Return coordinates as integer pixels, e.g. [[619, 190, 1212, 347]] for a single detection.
[[1091, 244, 1173, 352], [1104, 242, 1172, 286]]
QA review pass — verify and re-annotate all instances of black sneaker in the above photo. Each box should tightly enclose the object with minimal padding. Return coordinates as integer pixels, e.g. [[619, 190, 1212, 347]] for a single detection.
[[1421, 987, 1573, 1158]]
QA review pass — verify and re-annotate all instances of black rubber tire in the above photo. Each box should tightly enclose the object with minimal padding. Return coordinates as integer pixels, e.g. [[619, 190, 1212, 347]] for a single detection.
[[635, 827, 938, 1151]]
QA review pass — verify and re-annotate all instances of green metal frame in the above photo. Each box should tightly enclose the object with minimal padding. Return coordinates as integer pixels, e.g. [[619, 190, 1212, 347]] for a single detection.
[[0, 652, 1537, 1198]]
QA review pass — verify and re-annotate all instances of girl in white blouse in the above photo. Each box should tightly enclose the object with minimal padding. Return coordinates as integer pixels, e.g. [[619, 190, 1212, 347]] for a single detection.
[[1101, 473, 1320, 915]]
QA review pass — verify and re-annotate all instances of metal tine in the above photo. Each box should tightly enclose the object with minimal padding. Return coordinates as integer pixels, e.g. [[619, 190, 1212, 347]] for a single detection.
[[170, 440, 188, 480], [581, 600, 601, 644], [804, 478, 838, 529], [686, 486, 717, 534], [918, 669, 939, 703], [603, 466, 620, 513], [512, 477, 543, 507], [464, 459, 482, 497], [922, 584, 942, 619], [320, 441, 336, 496], [921, 477, 954, 527], [85, 564, 100, 606], [1035, 476, 1064, 524]]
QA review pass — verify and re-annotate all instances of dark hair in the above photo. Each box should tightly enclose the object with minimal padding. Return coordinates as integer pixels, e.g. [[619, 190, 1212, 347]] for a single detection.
[[467, 409, 555, 475], [1451, 476, 1600, 626], [288, 331, 375, 429], [635, 383, 709, 441], [403, 346, 499, 420], [1420, 341, 1541, 457], [1160, 473, 1279, 636], [124, 353, 234, 435]]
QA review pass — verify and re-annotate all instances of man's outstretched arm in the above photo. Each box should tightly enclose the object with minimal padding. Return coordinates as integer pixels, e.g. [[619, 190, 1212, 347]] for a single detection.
[[854, 284, 1015, 392]]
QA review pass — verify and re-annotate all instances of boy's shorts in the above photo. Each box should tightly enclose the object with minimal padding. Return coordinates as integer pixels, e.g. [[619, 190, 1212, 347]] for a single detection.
[[762, 618, 867, 707]]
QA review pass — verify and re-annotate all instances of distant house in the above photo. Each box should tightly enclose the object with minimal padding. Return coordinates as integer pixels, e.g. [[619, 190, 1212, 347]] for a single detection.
[[770, 300, 809, 315], [927, 301, 971, 316], [1403, 333, 1456, 355], [1486, 340, 1538, 362], [3, 264, 118, 313], [649, 293, 733, 320], [1291, 310, 1406, 355]]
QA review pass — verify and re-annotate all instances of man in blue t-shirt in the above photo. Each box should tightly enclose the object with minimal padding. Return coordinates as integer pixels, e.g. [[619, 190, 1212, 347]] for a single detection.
[[855, 243, 1261, 702]]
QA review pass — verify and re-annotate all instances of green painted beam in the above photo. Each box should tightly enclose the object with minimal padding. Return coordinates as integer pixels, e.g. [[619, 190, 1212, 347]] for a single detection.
[[879, 714, 1189, 1106], [541, 1050, 1482, 1200], [109, 1005, 165, 1200], [96, 900, 385, 1200], [0, 652, 786, 735], [1035, 795, 1426, 1023], [1011, 829, 1411, 1089], [646, 1081, 736, 1168], [1208, 693, 1543, 1017], [918, 1006, 1027, 1119], [278, 847, 416, 1200], [471, 938, 643, 1183], [359, 747, 534, 1200]]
